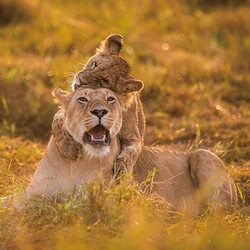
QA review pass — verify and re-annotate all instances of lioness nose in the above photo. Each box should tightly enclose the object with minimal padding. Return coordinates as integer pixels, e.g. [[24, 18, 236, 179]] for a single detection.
[[91, 109, 108, 118]]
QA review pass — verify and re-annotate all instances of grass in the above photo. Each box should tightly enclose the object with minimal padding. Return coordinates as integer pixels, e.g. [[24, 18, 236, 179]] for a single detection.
[[0, 0, 249, 249]]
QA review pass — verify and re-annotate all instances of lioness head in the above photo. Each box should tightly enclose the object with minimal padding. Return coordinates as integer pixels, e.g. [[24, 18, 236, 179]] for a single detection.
[[73, 34, 144, 94], [52, 86, 138, 157]]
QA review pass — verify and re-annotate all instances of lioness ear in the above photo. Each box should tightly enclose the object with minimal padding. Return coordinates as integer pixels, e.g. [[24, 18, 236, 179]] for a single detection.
[[97, 34, 123, 55], [117, 79, 144, 94], [52, 88, 71, 107]]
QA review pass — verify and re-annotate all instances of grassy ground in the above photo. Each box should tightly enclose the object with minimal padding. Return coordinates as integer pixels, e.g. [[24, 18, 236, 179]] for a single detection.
[[0, 0, 249, 249]]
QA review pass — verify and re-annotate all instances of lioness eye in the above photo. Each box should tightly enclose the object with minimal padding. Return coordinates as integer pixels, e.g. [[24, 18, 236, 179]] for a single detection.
[[107, 96, 116, 102], [78, 97, 88, 103]]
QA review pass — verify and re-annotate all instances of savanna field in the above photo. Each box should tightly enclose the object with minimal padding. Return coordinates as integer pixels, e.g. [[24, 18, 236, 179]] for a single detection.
[[0, 0, 250, 249]]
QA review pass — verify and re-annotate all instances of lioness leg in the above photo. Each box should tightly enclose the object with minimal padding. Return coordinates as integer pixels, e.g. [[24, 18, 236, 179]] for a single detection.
[[188, 149, 237, 211]]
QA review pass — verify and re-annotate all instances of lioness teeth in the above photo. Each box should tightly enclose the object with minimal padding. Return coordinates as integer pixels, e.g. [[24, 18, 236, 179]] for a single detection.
[[90, 134, 106, 141], [102, 134, 106, 142], [84, 126, 110, 146]]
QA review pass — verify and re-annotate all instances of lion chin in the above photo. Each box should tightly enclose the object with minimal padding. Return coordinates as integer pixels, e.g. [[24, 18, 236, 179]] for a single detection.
[[83, 144, 111, 159]]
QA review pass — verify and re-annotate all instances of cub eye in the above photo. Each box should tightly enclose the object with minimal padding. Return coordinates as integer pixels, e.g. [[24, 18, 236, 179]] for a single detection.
[[107, 96, 116, 102], [73, 82, 79, 90], [91, 61, 97, 69], [78, 97, 88, 103]]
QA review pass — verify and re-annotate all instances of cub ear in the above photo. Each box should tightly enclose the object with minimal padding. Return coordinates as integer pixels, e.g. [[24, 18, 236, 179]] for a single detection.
[[97, 34, 123, 55], [117, 79, 144, 94], [52, 88, 71, 107]]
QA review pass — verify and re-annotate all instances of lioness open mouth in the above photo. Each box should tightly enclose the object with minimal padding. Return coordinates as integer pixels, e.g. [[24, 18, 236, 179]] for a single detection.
[[84, 124, 111, 146]]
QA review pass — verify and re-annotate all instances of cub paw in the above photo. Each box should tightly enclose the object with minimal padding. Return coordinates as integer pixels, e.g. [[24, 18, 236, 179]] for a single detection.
[[113, 157, 128, 178]]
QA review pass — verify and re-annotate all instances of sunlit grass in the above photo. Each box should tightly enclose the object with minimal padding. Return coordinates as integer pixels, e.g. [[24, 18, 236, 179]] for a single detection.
[[0, 136, 249, 249]]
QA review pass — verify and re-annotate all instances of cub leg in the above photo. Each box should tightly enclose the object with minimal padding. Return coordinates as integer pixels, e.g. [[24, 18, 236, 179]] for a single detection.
[[114, 98, 143, 176], [52, 110, 82, 160], [115, 138, 141, 175], [188, 149, 237, 211]]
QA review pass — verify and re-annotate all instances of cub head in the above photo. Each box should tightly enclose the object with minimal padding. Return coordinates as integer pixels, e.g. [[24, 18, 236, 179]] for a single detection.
[[73, 34, 144, 95], [52, 87, 132, 157]]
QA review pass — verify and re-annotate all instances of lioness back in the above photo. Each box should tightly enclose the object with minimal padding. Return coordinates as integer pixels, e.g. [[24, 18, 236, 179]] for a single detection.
[[134, 147, 237, 214]]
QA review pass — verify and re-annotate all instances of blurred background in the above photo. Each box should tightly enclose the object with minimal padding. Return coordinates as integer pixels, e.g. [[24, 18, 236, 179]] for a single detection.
[[0, 1, 250, 248], [0, 0, 249, 162]]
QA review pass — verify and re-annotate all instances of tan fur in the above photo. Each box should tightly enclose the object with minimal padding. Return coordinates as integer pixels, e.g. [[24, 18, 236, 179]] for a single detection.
[[52, 109, 82, 160], [134, 148, 237, 214], [25, 88, 124, 199], [53, 34, 145, 174], [23, 88, 237, 214]]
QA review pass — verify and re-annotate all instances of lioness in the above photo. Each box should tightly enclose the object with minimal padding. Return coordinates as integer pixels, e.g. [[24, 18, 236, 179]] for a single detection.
[[52, 34, 145, 175], [23, 86, 237, 214]]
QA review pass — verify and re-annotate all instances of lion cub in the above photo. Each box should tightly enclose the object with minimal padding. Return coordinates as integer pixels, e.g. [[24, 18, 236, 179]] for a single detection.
[[53, 34, 145, 175]]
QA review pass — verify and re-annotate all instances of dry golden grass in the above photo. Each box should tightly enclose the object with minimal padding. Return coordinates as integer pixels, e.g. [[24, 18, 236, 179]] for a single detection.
[[0, 0, 249, 249]]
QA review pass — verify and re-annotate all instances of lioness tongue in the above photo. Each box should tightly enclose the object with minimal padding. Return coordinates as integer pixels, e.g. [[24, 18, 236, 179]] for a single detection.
[[89, 125, 105, 139]]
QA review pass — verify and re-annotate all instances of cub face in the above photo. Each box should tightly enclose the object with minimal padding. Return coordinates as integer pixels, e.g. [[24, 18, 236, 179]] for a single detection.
[[72, 34, 144, 94], [74, 54, 131, 92]]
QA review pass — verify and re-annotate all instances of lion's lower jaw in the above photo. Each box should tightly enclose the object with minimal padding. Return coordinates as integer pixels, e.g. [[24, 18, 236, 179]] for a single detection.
[[83, 143, 111, 159]]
